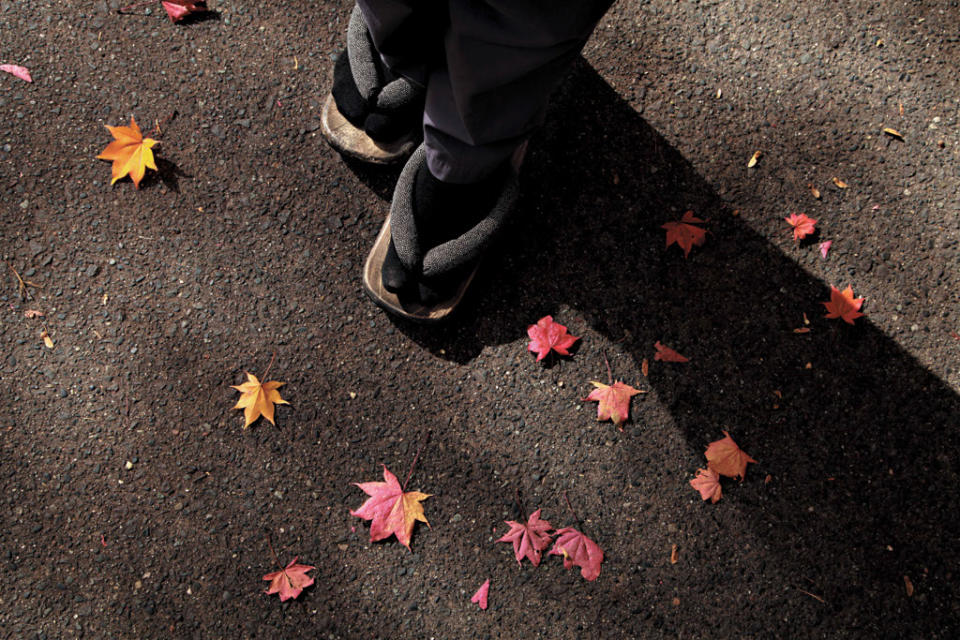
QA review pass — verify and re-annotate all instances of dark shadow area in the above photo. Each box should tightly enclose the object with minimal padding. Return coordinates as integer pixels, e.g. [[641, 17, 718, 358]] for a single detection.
[[389, 58, 960, 633], [140, 157, 189, 193]]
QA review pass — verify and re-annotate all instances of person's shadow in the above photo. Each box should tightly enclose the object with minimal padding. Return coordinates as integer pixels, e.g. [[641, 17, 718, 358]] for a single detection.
[[380, 59, 959, 634]]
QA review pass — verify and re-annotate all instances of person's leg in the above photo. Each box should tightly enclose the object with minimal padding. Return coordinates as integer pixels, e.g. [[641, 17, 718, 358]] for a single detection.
[[380, 0, 616, 306]]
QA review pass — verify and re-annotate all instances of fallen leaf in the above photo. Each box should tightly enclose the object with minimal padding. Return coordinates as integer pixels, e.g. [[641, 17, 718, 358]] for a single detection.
[[662, 211, 707, 258], [653, 341, 689, 363], [832, 177, 848, 188], [641, 358, 649, 377], [689, 468, 722, 503], [904, 575, 914, 597], [41, 329, 54, 349], [231, 372, 289, 428], [350, 465, 431, 550], [883, 127, 904, 140], [705, 431, 757, 480], [527, 316, 579, 361], [24, 309, 44, 318], [0, 64, 32, 82], [670, 544, 679, 564], [819, 240, 832, 258], [803, 313, 810, 325], [497, 508, 553, 567], [263, 557, 315, 601], [809, 184, 821, 199], [793, 327, 811, 334], [785, 213, 817, 242], [97, 117, 157, 188], [747, 150, 761, 168], [822, 285, 865, 324], [549, 527, 604, 581], [161, 0, 208, 22], [584, 380, 642, 427], [471, 579, 490, 610]]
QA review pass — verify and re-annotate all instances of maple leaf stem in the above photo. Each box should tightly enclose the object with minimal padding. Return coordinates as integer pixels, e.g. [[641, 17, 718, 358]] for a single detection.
[[5, 260, 28, 299], [149, 110, 178, 139], [261, 351, 277, 381], [116, 0, 157, 14], [402, 430, 431, 492], [266, 534, 282, 571], [562, 492, 583, 528], [602, 351, 613, 384], [513, 488, 527, 519]]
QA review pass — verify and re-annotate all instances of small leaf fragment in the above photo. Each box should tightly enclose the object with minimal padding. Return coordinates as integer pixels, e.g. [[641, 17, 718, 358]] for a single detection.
[[641, 358, 649, 377], [471, 579, 490, 610], [0, 64, 32, 82], [41, 329, 54, 349], [747, 150, 761, 168], [670, 544, 679, 564], [904, 575, 914, 597], [653, 341, 689, 363], [161, 0, 209, 23], [809, 184, 821, 199], [882, 127, 903, 140], [819, 240, 832, 258], [24, 309, 44, 318], [832, 177, 848, 188]]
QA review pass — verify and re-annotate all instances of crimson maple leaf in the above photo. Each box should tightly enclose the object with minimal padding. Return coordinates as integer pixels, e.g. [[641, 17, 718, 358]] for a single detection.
[[263, 557, 315, 601], [653, 341, 689, 362], [350, 465, 431, 550], [822, 285, 865, 324], [785, 213, 817, 241], [497, 509, 553, 567], [662, 211, 707, 258], [527, 316, 579, 361], [549, 527, 604, 581], [689, 467, 722, 503], [584, 381, 642, 427], [705, 431, 756, 480], [161, 0, 208, 22]]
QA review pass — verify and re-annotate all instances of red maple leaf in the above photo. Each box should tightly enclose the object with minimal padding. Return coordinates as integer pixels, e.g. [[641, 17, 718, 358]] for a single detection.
[[470, 579, 490, 610], [549, 527, 604, 581], [689, 468, 722, 503], [161, 0, 208, 23], [822, 285, 865, 324], [263, 557, 315, 601], [662, 211, 707, 258], [785, 213, 817, 241], [497, 509, 553, 566], [705, 431, 757, 480], [527, 316, 579, 361], [350, 465, 431, 550], [653, 341, 689, 362], [584, 381, 642, 427]]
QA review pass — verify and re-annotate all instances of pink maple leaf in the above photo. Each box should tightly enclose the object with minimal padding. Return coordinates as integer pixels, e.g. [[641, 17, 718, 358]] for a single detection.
[[785, 213, 817, 242], [263, 557, 315, 601], [0, 64, 32, 83], [527, 315, 579, 361], [549, 527, 604, 581], [496, 509, 553, 566], [160, 0, 208, 23]]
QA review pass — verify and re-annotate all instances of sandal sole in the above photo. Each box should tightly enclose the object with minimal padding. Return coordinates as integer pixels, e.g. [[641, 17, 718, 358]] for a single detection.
[[320, 94, 418, 165]]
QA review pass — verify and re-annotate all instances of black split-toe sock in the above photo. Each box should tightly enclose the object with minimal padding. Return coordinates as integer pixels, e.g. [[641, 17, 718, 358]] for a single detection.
[[382, 163, 508, 303]]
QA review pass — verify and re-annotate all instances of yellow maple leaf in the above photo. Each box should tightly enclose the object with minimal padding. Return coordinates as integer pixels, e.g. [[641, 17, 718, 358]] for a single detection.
[[97, 116, 157, 188], [231, 372, 289, 428]]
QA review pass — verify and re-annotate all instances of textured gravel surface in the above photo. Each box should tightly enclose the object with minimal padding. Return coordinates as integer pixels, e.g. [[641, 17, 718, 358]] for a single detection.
[[1, 0, 958, 638]]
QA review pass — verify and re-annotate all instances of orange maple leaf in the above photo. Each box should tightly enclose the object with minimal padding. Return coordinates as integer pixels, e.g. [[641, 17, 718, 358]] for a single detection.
[[662, 211, 707, 258], [97, 116, 157, 188], [785, 213, 817, 242], [231, 372, 289, 428], [822, 285, 864, 324], [584, 381, 643, 427], [350, 465, 431, 550], [689, 468, 722, 503], [705, 431, 756, 480]]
